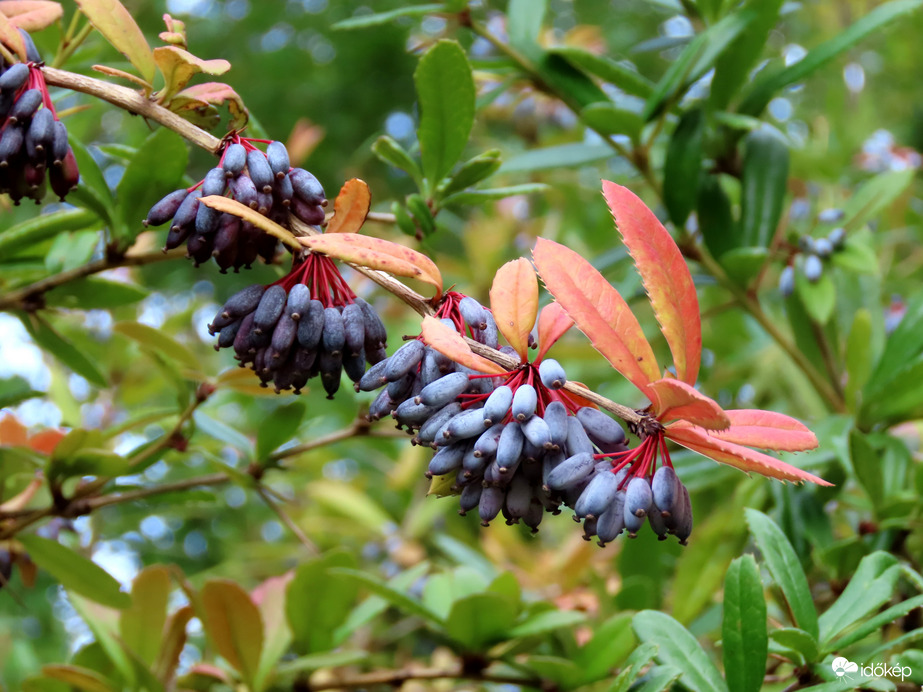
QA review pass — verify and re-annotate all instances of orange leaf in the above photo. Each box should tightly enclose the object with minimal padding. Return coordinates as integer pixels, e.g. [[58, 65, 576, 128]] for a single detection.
[[75, 0, 156, 83], [200, 580, 263, 686], [533, 237, 659, 399], [489, 258, 538, 361], [648, 378, 729, 430], [199, 195, 299, 249], [666, 424, 832, 486], [421, 316, 506, 375], [300, 233, 443, 295], [326, 178, 371, 234], [0, 1, 62, 31], [0, 10, 27, 60], [29, 429, 65, 454], [0, 413, 28, 446], [536, 301, 573, 361], [603, 181, 701, 386], [173, 82, 248, 130], [671, 409, 818, 452]]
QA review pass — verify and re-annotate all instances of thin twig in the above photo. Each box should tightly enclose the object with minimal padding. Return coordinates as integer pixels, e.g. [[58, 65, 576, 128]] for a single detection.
[[80, 473, 229, 511], [256, 486, 319, 555]]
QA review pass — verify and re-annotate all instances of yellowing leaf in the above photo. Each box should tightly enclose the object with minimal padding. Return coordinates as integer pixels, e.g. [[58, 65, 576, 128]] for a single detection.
[[666, 424, 832, 486], [201, 580, 264, 687], [603, 181, 702, 386], [152, 605, 193, 684], [199, 195, 299, 249], [153, 45, 230, 103], [41, 664, 116, 692], [421, 316, 506, 375], [326, 178, 371, 234], [0, 10, 26, 59], [533, 237, 659, 399], [674, 409, 818, 452], [120, 566, 170, 667], [172, 82, 249, 130], [648, 378, 729, 430], [536, 301, 573, 361], [489, 258, 538, 361], [299, 232, 443, 295], [0, 1, 63, 31], [75, 0, 156, 83]]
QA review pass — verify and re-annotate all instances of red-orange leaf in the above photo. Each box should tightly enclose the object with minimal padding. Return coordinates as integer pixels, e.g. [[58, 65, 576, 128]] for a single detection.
[[489, 258, 538, 361], [421, 317, 506, 375], [200, 195, 299, 249], [648, 378, 729, 430], [666, 424, 832, 486], [536, 301, 573, 361], [299, 233, 442, 295], [671, 409, 818, 452], [326, 178, 371, 234], [603, 181, 701, 386], [0, 10, 26, 59], [75, 0, 156, 83], [0, 1, 63, 31], [533, 237, 659, 399]]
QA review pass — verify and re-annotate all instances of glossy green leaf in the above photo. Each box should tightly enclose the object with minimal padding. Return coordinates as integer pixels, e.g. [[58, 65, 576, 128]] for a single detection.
[[533, 52, 610, 109], [739, 125, 789, 248], [43, 231, 99, 274], [115, 128, 189, 246], [849, 428, 884, 511], [497, 143, 612, 173], [842, 169, 915, 231], [439, 149, 502, 197], [47, 447, 130, 482], [371, 135, 423, 189], [327, 567, 442, 625], [744, 509, 818, 639], [420, 567, 489, 622], [740, 0, 923, 115], [719, 247, 769, 286], [709, 0, 786, 110], [0, 375, 42, 408], [441, 183, 549, 206], [0, 209, 99, 256], [549, 47, 654, 98], [44, 278, 148, 310], [831, 238, 879, 275], [605, 641, 657, 692], [113, 321, 199, 371], [331, 4, 443, 30], [698, 174, 737, 258], [406, 193, 436, 235], [831, 594, 923, 652], [507, 0, 546, 51], [633, 666, 684, 692], [663, 108, 704, 227], [581, 103, 644, 141], [75, 0, 156, 82], [256, 402, 305, 460], [200, 579, 264, 686], [795, 263, 836, 324], [509, 609, 585, 639], [445, 592, 517, 651], [414, 40, 475, 184], [19, 535, 131, 609], [68, 138, 114, 225], [285, 551, 359, 654], [722, 555, 767, 692], [845, 309, 873, 410], [574, 613, 635, 684], [334, 562, 432, 642], [769, 628, 818, 664], [819, 551, 900, 645], [19, 313, 107, 388], [120, 566, 171, 667], [632, 610, 728, 692]]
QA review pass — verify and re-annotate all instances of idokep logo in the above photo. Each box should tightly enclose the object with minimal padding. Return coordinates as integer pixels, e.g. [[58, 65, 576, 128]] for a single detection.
[[831, 656, 913, 683]]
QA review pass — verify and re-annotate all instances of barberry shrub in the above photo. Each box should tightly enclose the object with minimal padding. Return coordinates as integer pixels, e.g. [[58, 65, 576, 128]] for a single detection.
[[2, 2, 923, 691]]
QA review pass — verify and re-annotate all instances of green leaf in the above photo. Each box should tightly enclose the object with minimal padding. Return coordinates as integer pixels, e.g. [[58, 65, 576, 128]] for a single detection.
[[44, 231, 99, 274], [414, 40, 475, 184], [740, 0, 923, 115], [633, 666, 684, 692], [842, 169, 915, 232], [328, 567, 442, 625], [769, 628, 818, 664], [698, 174, 737, 258], [68, 138, 114, 225], [849, 428, 884, 511], [200, 579, 264, 687], [120, 566, 171, 667], [445, 592, 518, 651], [818, 551, 900, 645], [256, 402, 305, 460], [845, 309, 873, 411], [509, 609, 586, 639], [438, 149, 502, 198], [722, 555, 767, 692], [75, 0, 156, 82], [831, 238, 878, 275], [331, 4, 443, 30], [421, 567, 489, 622], [744, 509, 819, 639], [0, 209, 99, 256], [575, 613, 636, 684], [406, 193, 436, 235], [632, 611, 728, 692], [507, 0, 546, 51], [663, 108, 704, 227], [533, 52, 610, 109], [830, 594, 923, 652], [48, 448, 131, 482], [441, 184, 549, 207], [115, 128, 189, 246], [20, 313, 107, 387], [274, 651, 367, 676], [0, 375, 42, 408], [795, 263, 836, 324], [719, 247, 769, 286], [18, 535, 131, 609], [709, 0, 786, 110], [38, 665, 118, 692], [334, 562, 432, 642], [113, 321, 199, 371], [861, 293, 923, 425], [549, 47, 655, 98], [307, 481, 393, 532], [285, 551, 359, 654], [44, 278, 147, 310], [67, 594, 138, 687], [371, 135, 424, 189], [605, 641, 657, 692], [252, 573, 293, 692], [739, 125, 789, 248], [581, 103, 644, 142], [497, 143, 612, 174]]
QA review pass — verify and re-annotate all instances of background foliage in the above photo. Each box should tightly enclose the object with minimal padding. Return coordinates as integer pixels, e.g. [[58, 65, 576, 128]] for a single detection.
[[2, 0, 923, 690]]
